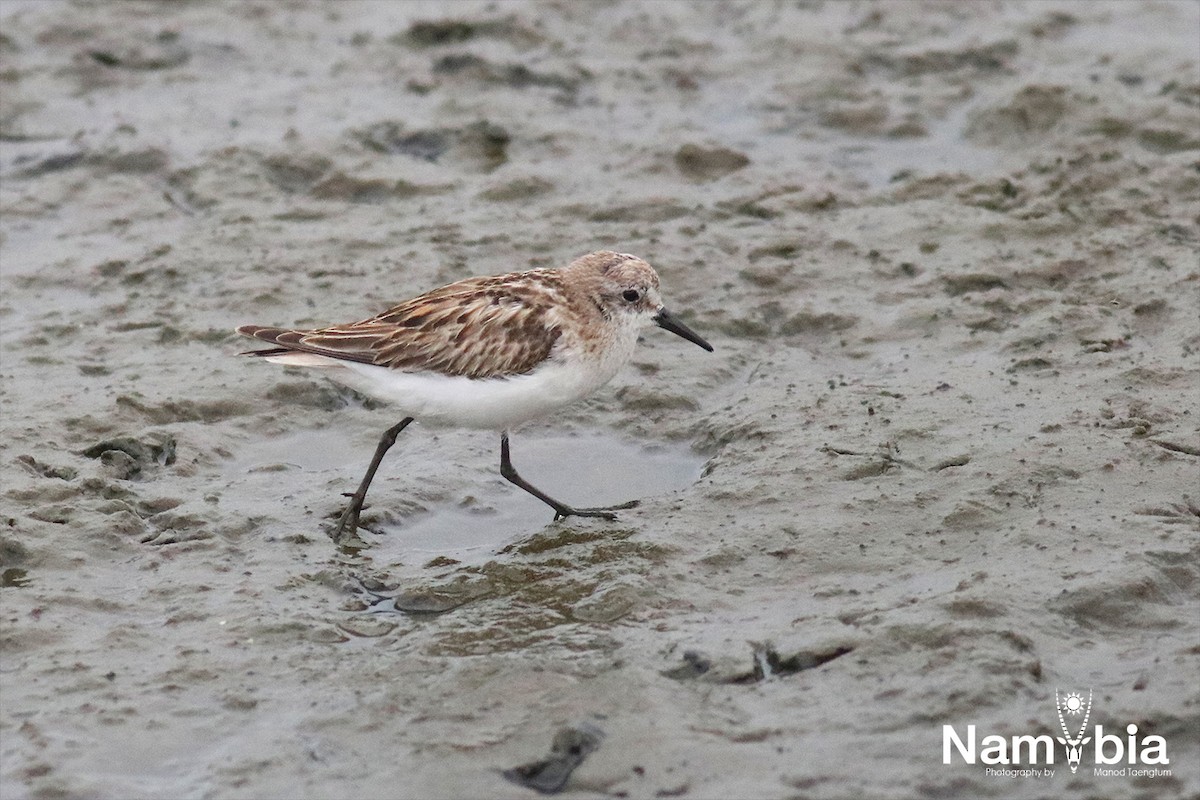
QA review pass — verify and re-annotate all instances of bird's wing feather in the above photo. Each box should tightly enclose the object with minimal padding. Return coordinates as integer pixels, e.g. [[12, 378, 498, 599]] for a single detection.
[[237, 272, 565, 379]]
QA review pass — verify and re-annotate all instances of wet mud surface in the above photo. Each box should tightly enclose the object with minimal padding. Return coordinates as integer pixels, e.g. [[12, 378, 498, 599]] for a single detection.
[[2, 2, 1198, 798]]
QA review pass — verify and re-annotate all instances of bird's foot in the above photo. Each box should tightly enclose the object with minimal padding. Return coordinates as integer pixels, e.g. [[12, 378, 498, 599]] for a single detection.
[[330, 498, 365, 543], [551, 498, 640, 522]]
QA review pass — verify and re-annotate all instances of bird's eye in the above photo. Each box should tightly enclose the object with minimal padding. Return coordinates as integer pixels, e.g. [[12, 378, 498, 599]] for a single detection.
[[622, 289, 641, 303]]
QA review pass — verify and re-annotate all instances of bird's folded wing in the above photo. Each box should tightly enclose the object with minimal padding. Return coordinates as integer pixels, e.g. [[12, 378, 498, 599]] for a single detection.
[[238, 288, 563, 379]]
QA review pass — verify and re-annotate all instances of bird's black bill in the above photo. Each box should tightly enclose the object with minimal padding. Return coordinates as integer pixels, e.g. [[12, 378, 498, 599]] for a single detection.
[[654, 307, 713, 352]]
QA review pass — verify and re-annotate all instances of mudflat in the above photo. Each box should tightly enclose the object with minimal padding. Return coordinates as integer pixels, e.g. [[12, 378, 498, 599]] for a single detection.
[[2, 2, 1197, 798]]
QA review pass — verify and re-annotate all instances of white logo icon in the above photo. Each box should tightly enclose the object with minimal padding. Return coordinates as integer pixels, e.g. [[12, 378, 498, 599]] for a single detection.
[[1055, 689, 1093, 773]]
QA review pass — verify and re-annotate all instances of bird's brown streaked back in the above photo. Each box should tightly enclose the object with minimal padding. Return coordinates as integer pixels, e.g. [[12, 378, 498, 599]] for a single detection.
[[238, 270, 569, 380]]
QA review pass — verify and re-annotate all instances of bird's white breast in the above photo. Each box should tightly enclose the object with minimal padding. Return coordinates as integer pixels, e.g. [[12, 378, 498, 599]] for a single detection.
[[266, 314, 643, 430]]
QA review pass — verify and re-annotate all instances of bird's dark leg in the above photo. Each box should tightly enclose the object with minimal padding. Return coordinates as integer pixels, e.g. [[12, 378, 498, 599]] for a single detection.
[[498, 431, 638, 521], [332, 417, 414, 541]]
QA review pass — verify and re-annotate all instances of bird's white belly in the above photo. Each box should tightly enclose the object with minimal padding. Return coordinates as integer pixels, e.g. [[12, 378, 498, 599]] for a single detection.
[[268, 352, 622, 430], [263, 316, 643, 429]]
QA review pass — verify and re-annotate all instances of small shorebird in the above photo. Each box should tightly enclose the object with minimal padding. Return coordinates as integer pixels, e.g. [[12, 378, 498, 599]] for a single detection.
[[238, 250, 713, 541]]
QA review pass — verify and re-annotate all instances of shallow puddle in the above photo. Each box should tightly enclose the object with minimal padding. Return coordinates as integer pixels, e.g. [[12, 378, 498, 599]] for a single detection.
[[218, 428, 368, 522], [365, 432, 706, 565], [225, 428, 706, 563], [227, 428, 365, 475]]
